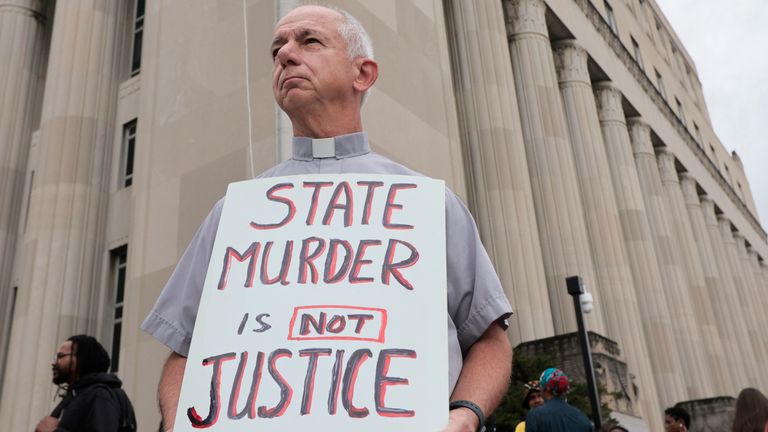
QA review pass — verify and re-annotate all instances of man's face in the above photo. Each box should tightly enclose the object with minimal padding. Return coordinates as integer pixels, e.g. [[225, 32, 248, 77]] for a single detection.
[[270, 6, 359, 116], [528, 391, 544, 409], [664, 415, 685, 432], [51, 341, 76, 385]]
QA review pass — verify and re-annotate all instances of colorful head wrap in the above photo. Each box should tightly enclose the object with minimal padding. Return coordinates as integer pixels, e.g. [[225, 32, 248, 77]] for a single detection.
[[539, 368, 570, 396]]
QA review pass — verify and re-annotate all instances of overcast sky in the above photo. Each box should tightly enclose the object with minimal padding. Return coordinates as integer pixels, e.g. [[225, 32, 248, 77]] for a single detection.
[[654, 0, 768, 226]]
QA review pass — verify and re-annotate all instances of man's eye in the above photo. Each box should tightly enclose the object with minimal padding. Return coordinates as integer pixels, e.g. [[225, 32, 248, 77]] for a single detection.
[[272, 48, 280, 59], [306, 38, 320, 44]]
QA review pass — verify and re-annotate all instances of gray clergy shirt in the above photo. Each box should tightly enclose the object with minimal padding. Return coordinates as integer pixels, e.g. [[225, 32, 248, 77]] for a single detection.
[[141, 131, 512, 393]]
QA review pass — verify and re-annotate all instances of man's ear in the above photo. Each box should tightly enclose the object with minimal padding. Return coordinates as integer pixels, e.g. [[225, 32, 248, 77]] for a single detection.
[[352, 58, 378, 93]]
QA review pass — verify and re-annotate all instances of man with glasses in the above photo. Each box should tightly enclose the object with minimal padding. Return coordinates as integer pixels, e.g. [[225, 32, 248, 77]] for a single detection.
[[34, 335, 136, 432]]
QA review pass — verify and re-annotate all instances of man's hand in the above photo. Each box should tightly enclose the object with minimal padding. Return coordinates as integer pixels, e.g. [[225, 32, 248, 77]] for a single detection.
[[159, 351, 187, 431], [443, 407, 480, 432], [34, 416, 59, 432]]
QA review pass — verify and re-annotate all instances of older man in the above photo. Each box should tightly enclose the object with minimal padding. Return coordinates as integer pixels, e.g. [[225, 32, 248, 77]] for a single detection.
[[142, 5, 512, 432]]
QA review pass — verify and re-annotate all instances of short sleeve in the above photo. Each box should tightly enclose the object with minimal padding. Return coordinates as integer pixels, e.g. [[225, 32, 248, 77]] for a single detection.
[[444, 189, 513, 351], [140, 199, 225, 356]]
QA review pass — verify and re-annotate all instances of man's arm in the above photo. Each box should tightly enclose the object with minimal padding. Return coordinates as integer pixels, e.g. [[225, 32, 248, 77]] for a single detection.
[[445, 322, 512, 432], [159, 352, 187, 431]]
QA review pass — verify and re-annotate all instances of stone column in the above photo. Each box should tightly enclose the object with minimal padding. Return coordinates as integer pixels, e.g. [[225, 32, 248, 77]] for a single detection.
[[679, 174, 732, 394], [657, 151, 725, 395], [734, 234, 768, 386], [747, 247, 768, 384], [701, 196, 756, 391], [594, 83, 686, 405], [504, 0, 605, 334], [0, 0, 47, 382], [628, 119, 711, 398], [0, 1, 122, 429], [444, 0, 553, 344], [553, 41, 658, 421], [717, 216, 761, 387]]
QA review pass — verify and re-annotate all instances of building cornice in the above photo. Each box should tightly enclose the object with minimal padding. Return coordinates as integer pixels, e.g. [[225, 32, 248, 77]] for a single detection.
[[571, 0, 766, 240]]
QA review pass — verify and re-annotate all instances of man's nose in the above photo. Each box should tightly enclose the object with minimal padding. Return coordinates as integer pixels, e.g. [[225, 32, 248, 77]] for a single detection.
[[275, 41, 299, 67]]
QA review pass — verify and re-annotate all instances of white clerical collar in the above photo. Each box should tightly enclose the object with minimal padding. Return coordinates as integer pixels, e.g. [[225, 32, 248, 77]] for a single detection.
[[292, 132, 371, 161]]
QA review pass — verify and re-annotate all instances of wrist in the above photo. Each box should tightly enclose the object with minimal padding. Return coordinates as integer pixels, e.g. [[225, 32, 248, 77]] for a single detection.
[[449, 400, 485, 432], [450, 407, 479, 432]]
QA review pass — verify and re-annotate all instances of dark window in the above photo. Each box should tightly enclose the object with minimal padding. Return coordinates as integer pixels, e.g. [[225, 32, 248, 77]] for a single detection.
[[110, 246, 127, 373], [605, 2, 618, 35], [130, 0, 145, 76], [631, 36, 644, 70], [0, 287, 18, 396], [693, 123, 702, 147], [122, 120, 137, 188], [654, 69, 666, 99], [23, 171, 34, 232], [675, 97, 686, 124]]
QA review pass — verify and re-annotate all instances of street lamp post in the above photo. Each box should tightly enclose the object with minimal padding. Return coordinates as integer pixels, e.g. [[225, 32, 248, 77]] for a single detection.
[[566, 275, 602, 430]]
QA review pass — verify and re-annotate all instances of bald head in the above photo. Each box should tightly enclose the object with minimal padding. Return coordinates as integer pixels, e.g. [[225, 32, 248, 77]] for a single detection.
[[270, 5, 378, 137], [275, 5, 373, 62]]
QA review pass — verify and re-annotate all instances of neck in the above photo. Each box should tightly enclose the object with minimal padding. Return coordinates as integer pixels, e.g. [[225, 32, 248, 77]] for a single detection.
[[288, 104, 363, 138]]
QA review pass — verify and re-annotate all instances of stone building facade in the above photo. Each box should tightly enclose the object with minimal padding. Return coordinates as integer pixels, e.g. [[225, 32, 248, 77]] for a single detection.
[[0, 0, 765, 430]]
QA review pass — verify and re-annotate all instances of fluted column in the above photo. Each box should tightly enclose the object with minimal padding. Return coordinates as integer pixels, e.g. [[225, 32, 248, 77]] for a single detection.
[[746, 247, 768, 381], [0, 0, 47, 381], [701, 196, 755, 391], [747, 250, 768, 319], [628, 119, 711, 398], [734, 234, 768, 387], [0, 1, 122, 429], [553, 41, 658, 421], [679, 174, 733, 394], [594, 84, 686, 405], [657, 151, 725, 395], [503, 0, 605, 334], [717, 216, 761, 387], [444, 0, 553, 344]]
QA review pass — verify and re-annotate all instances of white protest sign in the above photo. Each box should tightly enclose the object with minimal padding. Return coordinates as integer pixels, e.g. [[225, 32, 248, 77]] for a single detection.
[[174, 174, 448, 431]]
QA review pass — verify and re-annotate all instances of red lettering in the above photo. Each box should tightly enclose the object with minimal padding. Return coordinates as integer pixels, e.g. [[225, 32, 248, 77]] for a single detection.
[[299, 349, 332, 415], [257, 349, 293, 418], [350, 239, 381, 284], [260, 241, 293, 285], [323, 181, 354, 227], [187, 352, 237, 428], [218, 243, 260, 290], [250, 183, 296, 230], [323, 239, 353, 284], [382, 183, 416, 230], [342, 349, 372, 418], [381, 239, 420, 290], [298, 237, 326, 284], [375, 349, 416, 417], [357, 181, 384, 225], [303, 182, 334, 225]]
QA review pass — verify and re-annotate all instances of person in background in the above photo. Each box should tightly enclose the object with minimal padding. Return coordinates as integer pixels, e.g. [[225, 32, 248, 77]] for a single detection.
[[732, 387, 768, 432], [664, 406, 690, 432], [524, 368, 592, 432], [34, 335, 136, 432], [515, 380, 545, 432]]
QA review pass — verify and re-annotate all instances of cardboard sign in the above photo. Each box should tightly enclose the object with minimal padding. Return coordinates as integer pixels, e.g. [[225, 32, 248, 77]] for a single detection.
[[175, 174, 448, 431]]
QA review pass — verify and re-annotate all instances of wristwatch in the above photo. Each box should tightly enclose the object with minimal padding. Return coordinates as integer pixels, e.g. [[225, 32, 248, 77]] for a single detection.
[[449, 400, 486, 432]]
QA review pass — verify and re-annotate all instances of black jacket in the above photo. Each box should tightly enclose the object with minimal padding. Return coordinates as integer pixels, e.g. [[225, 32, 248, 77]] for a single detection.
[[50, 372, 134, 432]]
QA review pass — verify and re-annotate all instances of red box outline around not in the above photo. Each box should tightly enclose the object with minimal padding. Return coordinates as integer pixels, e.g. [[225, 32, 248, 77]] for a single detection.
[[287, 305, 388, 343]]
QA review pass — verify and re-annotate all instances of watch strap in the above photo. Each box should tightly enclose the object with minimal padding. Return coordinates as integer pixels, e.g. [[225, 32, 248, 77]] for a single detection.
[[449, 399, 486, 432]]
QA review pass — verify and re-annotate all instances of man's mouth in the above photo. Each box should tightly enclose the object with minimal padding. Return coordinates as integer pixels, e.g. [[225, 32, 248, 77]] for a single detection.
[[281, 76, 304, 89]]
